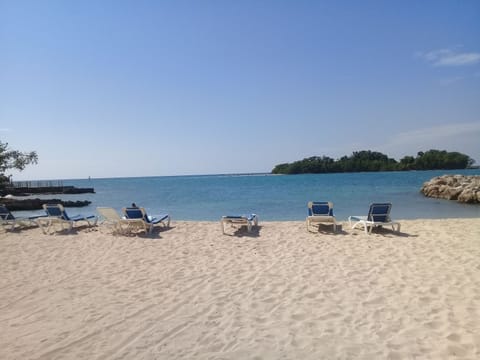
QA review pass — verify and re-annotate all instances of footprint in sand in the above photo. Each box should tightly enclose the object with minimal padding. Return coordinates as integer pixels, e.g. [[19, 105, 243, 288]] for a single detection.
[[304, 291, 319, 299], [318, 312, 341, 321], [363, 296, 385, 306], [424, 320, 443, 330], [291, 312, 307, 321], [447, 344, 467, 357], [446, 332, 461, 342], [387, 351, 403, 360], [419, 296, 432, 303]]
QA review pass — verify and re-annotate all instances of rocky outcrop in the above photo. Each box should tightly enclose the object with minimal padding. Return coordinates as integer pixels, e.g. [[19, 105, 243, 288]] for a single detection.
[[421, 175, 480, 204], [3, 186, 94, 196], [1, 198, 91, 211]]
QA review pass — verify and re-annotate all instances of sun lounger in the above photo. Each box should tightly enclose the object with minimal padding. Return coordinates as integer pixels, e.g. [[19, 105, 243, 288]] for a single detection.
[[221, 214, 258, 234], [96, 207, 143, 235], [122, 207, 170, 234], [40, 203, 98, 234], [348, 203, 401, 234], [0, 204, 46, 231], [306, 201, 337, 232]]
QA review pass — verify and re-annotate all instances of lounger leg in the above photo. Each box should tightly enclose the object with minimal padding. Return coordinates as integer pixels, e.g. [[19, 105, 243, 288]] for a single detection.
[[117, 223, 126, 235], [41, 220, 52, 235], [87, 218, 98, 227], [349, 217, 363, 231], [49, 221, 56, 233], [44, 220, 51, 234]]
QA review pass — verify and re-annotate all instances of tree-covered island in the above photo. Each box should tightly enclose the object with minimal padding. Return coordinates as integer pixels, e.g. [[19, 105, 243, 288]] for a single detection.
[[272, 150, 475, 174]]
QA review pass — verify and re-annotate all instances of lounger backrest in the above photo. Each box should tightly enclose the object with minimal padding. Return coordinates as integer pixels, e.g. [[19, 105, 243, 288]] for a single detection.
[[0, 205, 15, 220], [308, 201, 333, 216], [368, 203, 392, 222], [43, 204, 71, 220], [123, 207, 149, 222], [97, 207, 121, 220], [43, 204, 62, 217]]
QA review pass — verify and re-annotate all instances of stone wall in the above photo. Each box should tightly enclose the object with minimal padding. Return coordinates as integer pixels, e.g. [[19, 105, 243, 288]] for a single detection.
[[1, 198, 91, 211], [421, 175, 480, 204]]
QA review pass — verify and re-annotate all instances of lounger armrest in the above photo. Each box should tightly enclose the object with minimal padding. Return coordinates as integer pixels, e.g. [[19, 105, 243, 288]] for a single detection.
[[29, 214, 48, 220], [68, 214, 85, 221], [348, 215, 367, 221]]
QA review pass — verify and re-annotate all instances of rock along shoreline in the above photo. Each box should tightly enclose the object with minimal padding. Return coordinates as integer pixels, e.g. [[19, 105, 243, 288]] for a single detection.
[[1, 185, 94, 210], [421, 175, 480, 204]]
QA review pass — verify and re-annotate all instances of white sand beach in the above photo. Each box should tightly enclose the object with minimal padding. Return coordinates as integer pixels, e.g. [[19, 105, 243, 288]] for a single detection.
[[1, 218, 479, 359]]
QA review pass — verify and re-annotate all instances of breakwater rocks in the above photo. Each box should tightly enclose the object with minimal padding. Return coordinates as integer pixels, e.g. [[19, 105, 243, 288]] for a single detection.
[[5, 186, 94, 196], [421, 175, 480, 204], [1, 198, 91, 211]]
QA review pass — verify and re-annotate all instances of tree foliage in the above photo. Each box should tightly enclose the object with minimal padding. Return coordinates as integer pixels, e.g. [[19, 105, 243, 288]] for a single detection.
[[271, 149, 474, 174], [0, 141, 38, 190]]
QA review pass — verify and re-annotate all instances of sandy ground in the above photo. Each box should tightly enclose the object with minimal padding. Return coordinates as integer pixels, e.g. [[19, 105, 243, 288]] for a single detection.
[[1, 218, 479, 359]]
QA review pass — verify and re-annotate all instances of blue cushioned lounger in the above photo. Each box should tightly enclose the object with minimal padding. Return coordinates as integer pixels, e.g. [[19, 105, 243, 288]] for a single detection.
[[41, 203, 98, 234], [306, 201, 337, 232], [0, 204, 46, 231], [123, 207, 170, 234], [221, 214, 258, 234], [348, 203, 400, 234]]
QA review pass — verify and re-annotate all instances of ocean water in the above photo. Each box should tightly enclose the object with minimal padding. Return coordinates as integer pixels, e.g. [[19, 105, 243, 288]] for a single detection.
[[16, 169, 480, 221]]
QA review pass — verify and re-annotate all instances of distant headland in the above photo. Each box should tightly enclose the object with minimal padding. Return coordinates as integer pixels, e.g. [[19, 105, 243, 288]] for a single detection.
[[271, 150, 474, 174]]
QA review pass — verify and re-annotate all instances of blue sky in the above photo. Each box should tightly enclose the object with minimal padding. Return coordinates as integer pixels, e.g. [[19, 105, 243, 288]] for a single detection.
[[1, 0, 479, 180]]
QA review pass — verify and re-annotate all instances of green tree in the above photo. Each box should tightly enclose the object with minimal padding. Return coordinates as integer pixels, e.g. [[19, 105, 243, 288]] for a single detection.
[[271, 149, 474, 174], [0, 141, 38, 192], [413, 149, 472, 170], [399, 155, 415, 169], [271, 163, 290, 174]]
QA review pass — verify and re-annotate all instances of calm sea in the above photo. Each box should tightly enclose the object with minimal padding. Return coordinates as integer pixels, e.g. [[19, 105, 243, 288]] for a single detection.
[[16, 169, 480, 221]]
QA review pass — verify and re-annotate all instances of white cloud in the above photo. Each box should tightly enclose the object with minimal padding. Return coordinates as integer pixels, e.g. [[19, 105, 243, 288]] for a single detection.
[[390, 122, 480, 142], [417, 48, 480, 66], [0, 128, 11, 132], [438, 76, 464, 86], [379, 122, 480, 163]]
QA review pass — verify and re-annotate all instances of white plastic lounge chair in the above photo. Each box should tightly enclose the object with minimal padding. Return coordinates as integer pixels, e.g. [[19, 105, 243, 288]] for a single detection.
[[40, 203, 98, 234], [122, 207, 170, 234], [306, 201, 337, 232], [96, 207, 141, 235], [0, 204, 46, 231], [221, 214, 258, 234], [348, 203, 401, 234]]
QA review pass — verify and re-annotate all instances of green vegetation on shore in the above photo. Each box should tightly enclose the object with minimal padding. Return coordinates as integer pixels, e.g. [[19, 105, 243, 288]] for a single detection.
[[272, 150, 474, 174], [0, 141, 38, 195]]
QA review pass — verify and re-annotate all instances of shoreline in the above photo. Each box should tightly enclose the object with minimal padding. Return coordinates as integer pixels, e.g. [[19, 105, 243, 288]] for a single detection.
[[1, 218, 479, 359], [8, 169, 480, 221]]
